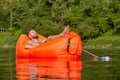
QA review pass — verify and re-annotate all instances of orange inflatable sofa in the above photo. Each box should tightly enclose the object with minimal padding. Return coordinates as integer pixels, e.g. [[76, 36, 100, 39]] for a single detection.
[[16, 32, 82, 80], [16, 32, 82, 60]]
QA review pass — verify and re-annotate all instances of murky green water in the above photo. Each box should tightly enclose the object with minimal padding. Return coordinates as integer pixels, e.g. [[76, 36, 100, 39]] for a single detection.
[[0, 48, 120, 80], [82, 49, 120, 80]]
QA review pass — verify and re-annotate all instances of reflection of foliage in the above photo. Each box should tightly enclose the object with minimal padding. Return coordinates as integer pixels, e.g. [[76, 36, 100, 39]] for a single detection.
[[0, 0, 120, 44]]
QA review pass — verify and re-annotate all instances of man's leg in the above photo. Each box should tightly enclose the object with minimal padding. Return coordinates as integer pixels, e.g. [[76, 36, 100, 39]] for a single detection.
[[47, 26, 69, 41]]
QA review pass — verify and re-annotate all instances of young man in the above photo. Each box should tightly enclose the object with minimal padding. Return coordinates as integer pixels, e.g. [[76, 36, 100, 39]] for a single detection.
[[24, 26, 69, 48]]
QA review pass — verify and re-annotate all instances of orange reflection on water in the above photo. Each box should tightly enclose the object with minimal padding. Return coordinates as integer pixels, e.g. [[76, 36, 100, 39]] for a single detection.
[[16, 58, 82, 80]]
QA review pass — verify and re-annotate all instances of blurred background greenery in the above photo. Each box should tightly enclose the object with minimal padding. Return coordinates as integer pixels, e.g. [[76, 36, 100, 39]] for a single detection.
[[0, 0, 120, 47]]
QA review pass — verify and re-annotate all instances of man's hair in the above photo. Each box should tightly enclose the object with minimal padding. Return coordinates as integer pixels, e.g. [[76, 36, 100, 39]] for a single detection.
[[26, 28, 33, 36]]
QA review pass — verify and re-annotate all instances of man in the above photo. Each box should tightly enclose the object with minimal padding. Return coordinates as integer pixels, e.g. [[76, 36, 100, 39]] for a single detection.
[[25, 26, 69, 48]]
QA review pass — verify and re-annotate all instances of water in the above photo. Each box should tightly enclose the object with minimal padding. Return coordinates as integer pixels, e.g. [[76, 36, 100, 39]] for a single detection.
[[0, 48, 120, 80], [0, 48, 16, 80], [82, 48, 120, 80]]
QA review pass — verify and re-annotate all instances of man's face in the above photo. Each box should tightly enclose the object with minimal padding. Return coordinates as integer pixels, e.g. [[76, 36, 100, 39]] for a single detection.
[[28, 29, 38, 39]]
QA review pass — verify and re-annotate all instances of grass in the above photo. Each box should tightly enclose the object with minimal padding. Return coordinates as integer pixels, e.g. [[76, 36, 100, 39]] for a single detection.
[[0, 32, 19, 47], [0, 48, 120, 80], [83, 36, 120, 48]]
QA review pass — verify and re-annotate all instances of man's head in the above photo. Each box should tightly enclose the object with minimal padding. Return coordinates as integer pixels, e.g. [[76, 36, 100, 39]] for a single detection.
[[26, 29, 38, 39]]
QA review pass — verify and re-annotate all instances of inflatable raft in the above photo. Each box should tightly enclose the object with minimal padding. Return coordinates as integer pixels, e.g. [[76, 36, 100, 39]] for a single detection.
[[16, 32, 82, 80], [16, 32, 82, 60]]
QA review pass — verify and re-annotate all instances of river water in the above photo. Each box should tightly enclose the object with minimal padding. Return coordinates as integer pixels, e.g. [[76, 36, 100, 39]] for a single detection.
[[0, 48, 120, 80]]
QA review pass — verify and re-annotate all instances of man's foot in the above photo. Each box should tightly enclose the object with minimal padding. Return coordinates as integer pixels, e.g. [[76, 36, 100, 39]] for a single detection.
[[60, 25, 69, 36]]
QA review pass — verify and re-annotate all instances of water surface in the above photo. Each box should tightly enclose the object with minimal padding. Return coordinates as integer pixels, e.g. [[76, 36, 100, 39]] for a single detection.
[[0, 48, 120, 80]]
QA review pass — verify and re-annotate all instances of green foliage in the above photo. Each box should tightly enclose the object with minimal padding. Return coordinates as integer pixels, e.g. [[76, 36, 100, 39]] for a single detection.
[[0, 0, 120, 46], [0, 3, 10, 28]]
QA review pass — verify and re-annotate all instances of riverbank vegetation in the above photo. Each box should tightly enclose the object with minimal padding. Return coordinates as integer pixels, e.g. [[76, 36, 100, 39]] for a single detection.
[[0, 0, 120, 47]]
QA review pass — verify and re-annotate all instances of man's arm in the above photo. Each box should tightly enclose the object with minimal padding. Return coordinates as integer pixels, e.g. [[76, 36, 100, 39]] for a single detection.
[[24, 41, 39, 48], [24, 44, 36, 48], [24, 40, 47, 49], [24, 43, 37, 48], [37, 39, 47, 43]]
